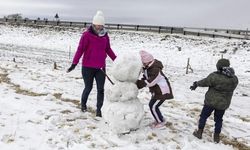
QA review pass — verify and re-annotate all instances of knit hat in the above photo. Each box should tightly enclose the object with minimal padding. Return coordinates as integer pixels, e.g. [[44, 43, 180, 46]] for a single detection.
[[216, 58, 230, 70], [92, 11, 105, 25], [139, 50, 154, 64]]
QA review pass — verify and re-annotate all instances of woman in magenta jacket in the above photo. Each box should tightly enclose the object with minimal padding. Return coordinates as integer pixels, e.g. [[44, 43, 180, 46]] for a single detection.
[[67, 11, 117, 117]]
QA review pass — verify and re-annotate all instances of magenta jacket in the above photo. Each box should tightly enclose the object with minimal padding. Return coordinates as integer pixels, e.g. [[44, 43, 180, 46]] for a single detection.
[[72, 27, 116, 68]]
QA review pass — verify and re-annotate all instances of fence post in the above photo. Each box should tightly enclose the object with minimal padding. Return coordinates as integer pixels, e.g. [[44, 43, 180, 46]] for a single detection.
[[117, 24, 120, 30], [34, 20, 37, 24], [170, 27, 173, 34], [246, 28, 249, 40], [84, 22, 87, 27], [158, 26, 161, 33], [186, 58, 193, 74], [69, 45, 71, 60], [136, 25, 139, 31], [186, 58, 190, 74], [56, 21, 60, 26], [54, 62, 57, 70], [197, 32, 200, 36], [70, 22, 72, 26]]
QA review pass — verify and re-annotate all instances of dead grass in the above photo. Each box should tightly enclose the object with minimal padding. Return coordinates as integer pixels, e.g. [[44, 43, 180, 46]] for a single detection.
[[0, 68, 46, 97], [60, 110, 72, 114], [221, 135, 250, 150]]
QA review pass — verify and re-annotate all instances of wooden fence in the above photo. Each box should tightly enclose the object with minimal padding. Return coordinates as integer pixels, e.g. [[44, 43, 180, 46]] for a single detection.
[[0, 18, 249, 40]]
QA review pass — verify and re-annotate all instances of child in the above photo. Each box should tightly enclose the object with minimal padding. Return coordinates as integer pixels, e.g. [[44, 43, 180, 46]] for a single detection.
[[190, 58, 238, 143], [136, 50, 174, 128]]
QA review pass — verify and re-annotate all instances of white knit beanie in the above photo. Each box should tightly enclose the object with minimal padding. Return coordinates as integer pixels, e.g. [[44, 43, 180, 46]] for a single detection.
[[92, 11, 105, 25]]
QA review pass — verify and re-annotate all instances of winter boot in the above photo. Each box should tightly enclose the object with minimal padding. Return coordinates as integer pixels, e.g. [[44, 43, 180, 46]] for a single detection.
[[214, 133, 220, 143], [193, 129, 203, 139], [81, 105, 87, 112], [96, 109, 102, 117]]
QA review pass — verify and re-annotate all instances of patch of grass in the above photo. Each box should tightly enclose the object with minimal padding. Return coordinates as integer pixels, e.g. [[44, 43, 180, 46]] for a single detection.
[[74, 128, 80, 133], [147, 132, 157, 140], [83, 134, 91, 140], [147, 135, 154, 140], [14, 85, 46, 96], [1, 134, 15, 143], [90, 143, 96, 148], [60, 110, 72, 114], [44, 115, 51, 120], [240, 117, 250, 122], [222, 136, 250, 150], [191, 107, 201, 112], [66, 118, 76, 122], [87, 125, 96, 130], [26, 120, 42, 124], [53, 93, 62, 99], [0, 69, 46, 97], [88, 107, 96, 115], [165, 122, 173, 127], [0, 73, 10, 83]]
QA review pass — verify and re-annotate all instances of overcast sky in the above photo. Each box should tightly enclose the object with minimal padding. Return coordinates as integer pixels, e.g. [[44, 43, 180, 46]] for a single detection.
[[0, 0, 249, 29]]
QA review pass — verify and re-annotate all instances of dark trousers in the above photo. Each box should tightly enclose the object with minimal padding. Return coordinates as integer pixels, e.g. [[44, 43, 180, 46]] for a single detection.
[[149, 99, 165, 123], [81, 67, 105, 111], [198, 105, 225, 134]]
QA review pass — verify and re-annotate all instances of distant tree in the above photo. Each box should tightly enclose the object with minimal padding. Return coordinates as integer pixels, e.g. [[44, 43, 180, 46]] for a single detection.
[[37, 17, 40, 20], [54, 13, 59, 21]]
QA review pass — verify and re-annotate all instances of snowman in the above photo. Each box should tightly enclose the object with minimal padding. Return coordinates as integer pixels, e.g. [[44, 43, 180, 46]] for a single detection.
[[103, 54, 144, 134]]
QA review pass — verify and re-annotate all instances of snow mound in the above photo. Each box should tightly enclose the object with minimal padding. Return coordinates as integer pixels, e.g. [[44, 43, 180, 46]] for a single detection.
[[111, 53, 141, 82]]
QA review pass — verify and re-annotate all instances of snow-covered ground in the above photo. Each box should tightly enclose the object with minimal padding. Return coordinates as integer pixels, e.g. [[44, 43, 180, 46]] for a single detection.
[[0, 24, 250, 150]]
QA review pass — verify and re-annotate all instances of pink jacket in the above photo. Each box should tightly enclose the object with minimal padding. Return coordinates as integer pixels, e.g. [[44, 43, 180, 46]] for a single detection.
[[72, 27, 116, 68]]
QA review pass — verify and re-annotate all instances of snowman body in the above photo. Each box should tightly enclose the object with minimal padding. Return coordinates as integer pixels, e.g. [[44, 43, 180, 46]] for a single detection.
[[103, 54, 144, 134]]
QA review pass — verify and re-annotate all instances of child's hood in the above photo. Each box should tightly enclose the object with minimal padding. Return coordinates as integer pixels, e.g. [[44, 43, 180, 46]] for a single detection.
[[150, 59, 163, 70]]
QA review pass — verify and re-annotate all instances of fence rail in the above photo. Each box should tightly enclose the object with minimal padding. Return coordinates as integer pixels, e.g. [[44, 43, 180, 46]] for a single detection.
[[0, 18, 249, 40]]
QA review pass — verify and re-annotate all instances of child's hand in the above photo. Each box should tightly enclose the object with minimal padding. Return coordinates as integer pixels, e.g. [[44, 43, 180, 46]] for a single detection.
[[190, 81, 198, 90], [136, 80, 147, 89]]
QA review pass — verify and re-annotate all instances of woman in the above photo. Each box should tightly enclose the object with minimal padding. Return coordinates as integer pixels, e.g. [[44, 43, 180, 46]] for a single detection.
[[67, 11, 117, 117]]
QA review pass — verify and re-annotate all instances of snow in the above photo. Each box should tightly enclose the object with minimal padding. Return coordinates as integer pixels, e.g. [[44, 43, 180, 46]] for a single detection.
[[103, 54, 144, 134], [111, 53, 142, 82], [0, 24, 250, 150]]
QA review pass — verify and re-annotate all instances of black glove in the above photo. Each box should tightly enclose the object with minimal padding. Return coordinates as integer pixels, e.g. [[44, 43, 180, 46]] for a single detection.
[[67, 64, 76, 73], [136, 80, 147, 89], [190, 81, 198, 90]]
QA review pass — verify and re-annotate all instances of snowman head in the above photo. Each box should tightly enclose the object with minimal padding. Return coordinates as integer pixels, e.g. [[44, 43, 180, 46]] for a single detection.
[[111, 53, 141, 82]]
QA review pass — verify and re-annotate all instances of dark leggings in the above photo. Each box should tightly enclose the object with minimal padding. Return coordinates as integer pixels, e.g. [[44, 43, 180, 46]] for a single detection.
[[198, 105, 225, 134], [81, 67, 105, 111], [149, 99, 165, 123]]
